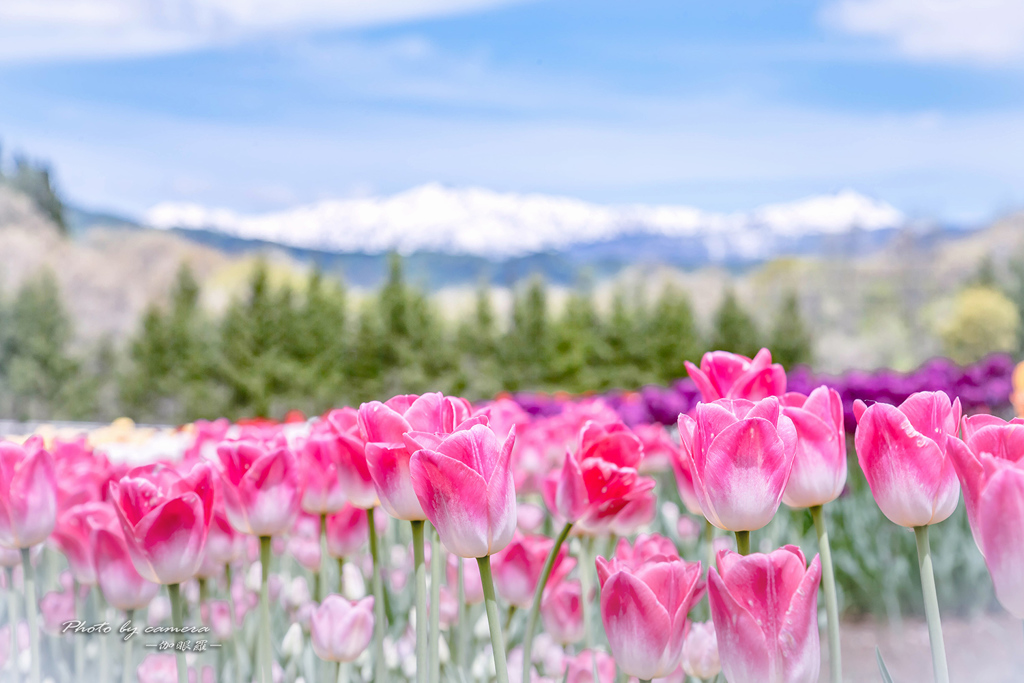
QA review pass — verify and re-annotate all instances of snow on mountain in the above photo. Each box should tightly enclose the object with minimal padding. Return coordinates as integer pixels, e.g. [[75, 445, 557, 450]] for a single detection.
[[144, 184, 906, 259]]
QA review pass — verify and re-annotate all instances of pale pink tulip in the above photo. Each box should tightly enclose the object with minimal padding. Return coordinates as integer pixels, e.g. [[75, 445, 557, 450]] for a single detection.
[[948, 416, 1024, 617], [40, 586, 75, 634], [410, 423, 516, 558], [492, 533, 573, 608], [564, 649, 616, 683], [541, 421, 656, 535], [51, 501, 116, 585], [781, 386, 847, 509], [708, 546, 821, 683], [110, 463, 214, 585], [681, 621, 721, 680], [0, 438, 58, 549], [853, 392, 961, 527], [310, 595, 375, 663], [596, 553, 703, 680], [216, 440, 301, 537], [680, 397, 796, 531], [685, 348, 786, 403]]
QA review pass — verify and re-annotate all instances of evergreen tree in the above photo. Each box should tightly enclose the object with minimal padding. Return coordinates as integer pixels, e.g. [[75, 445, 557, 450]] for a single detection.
[[291, 268, 349, 410], [646, 284, 704, 384], [501, 276, 551, 390], [769, 291, 814, 369], [9, 156, 66, 233], [550, 286, 604, 391], [710, 288, 761, 358], [455, 283, 502, 399]]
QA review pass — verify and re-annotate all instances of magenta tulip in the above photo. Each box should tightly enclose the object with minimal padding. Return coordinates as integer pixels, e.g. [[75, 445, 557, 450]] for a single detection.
[[853, 391, 961, 527], [216, 439, 301, 537], [781, 386, 847, 509], [679, 397, 796, 531], [708, 546, 821, 683], [110, 462, 214, 585], [325, 504, 369, 559], [685, 348, 786, 403], [595, 552, 703, 680], [409, 423, 516, 558], [310, 595, 375, 663], [0, 438, 58, 549], [492, 533, 573, 608], [949, 415, 1024, 617]]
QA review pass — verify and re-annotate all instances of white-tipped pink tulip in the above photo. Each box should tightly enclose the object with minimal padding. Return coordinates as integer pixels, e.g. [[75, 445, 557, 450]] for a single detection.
[[310, 595, 375, 663]]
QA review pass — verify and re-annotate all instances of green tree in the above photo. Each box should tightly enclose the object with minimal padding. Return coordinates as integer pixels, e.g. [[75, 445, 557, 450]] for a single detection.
[[646, 284, 703, 383], [8, 156, 66, 233], [501, 276, 551, 390], [550, 285, 605, 391], [710, 288, 761, 358], [769, 291, 813, 369], [940, 286, 1019, 365]]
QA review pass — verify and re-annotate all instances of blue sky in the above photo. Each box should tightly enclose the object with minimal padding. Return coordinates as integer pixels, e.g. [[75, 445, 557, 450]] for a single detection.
[[1, 0, 1024, 222]]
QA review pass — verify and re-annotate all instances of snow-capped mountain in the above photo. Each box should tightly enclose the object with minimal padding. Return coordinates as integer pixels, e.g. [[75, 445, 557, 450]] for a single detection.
[[145, 184, 906, 262]]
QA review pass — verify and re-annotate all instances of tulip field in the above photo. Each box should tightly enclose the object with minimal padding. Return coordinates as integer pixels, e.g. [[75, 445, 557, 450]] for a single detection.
[[0, 349, 1023, 683]]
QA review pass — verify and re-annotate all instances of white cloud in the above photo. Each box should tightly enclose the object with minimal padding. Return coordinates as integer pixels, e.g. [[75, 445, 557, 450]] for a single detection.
[[0, 0, 527, 62], [823, 0, 1024, 63]]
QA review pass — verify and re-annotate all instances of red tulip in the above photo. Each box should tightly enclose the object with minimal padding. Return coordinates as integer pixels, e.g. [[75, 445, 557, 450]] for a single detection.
[[50, 501, 117, 585], [541, 420, 656, 535], [310, 595, 375, 663], [781, 386, 847, 509], [0, 438, 58, 549], [409, 423, 517, 558], [325, 408, 378, 509], [109, 462, 214, 585], [949, 415, 1024, 617], [685, 348, 786, 403], [216, 440, 301, 537], [325, 504, 369, 559], [94, 525, 161, 611], [492, 533, 574, 608], [680, 397, 796, 531], [853, 392, 961, 527], [595, 553, 703, 680], [708, 546, 821, 683]]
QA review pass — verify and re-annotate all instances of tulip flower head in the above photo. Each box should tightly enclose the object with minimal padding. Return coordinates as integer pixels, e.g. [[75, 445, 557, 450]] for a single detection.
[[595, 552, 703, 680], [0, 438, 58, 549], [216, 439, 302, 537], [310, 595, 375, 663], [110, 462, 214, 585], [708, 546, 821, 683], [492, 533, 574, 608], [681, 620, 721, 680], [949, 414, 1024, 617], [781, 386, 847, 509], [679, 397, 797, 532], [685, 348, 787, 403], [51, 501, 117, 585], [854, 391, 961, 527]]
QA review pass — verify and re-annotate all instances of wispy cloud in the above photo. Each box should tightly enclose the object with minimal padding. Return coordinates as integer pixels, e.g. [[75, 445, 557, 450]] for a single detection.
[[823, 0, 1024, 64], [0, 0, 531, 62]]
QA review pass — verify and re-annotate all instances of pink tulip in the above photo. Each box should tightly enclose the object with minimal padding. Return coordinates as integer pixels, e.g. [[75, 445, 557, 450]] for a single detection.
[[287, 513, 322, 572], [298, 429, 347, 515], [685, 348, 786, 403], [208, 600, 233, 639], [564, 649, 616, 683], [668, 427, 703, 516], [325, 408, 378, 509], [109, 462, 214, 585], [359, 393, 475, 521], [51, 501, 116, 585], [0, 438, 58, 549], [448, 555, 484, 604], [195, 504, 243, 578], [595, 553, 703, 680], [948, 415, 1024, 617], [409, 423, 517, 558], [540, 577, 584, 645], [634, 423, 678, 474], [679, 397, 796, 531], [708, 546, 821, 683], [216, 439, 301, 537], [310, 595, 375, 663], [681, 621, 721, 680], [781, 386, 847, 509], [40, 586, 75, 634], [492, 533, 574, 608], [853, 392, 961, 527], [51, 438, 110, 511], [541, 420, 656, 535], [611, 533, 679, 565], [325, 504, 369, 559]]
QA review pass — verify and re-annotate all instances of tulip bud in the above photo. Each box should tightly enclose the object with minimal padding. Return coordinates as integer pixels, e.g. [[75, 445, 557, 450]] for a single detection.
[[310, 595, 375, 663]]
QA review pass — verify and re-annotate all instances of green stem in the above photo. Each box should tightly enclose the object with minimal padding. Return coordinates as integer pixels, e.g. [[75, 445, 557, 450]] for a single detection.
[[259, 536, 274, 683], [429, 525, 441, 683], [704, 519, 715, 576], [198, 577, 209, 625], [811, 506, 842, 683], [457, 560, 467, 673], [319, 513, 329, 603], [734, 530, 750, 556], [7, 566, 18, 683], [21, 548, 40, 683], [74, 581, 84, 682], [914, 526, 949, 683], [337, 556, 345, 596], [411, 520, 428, 683], [168, 583, 188, 683], [521, 522, 572, 683], [123, 609, 134, 683], [366, 508, 386, 683], [98, 591, 110, 683], [226, 564, 244, 683], [477, 556, 509, 683]]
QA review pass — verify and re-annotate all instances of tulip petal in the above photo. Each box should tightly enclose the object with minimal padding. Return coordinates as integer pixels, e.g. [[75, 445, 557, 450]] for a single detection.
[[7, 448, 57, 547], [358, 401, 411, 444], [600, 571, 672, 680], [708, 567, 772, 683], [685, 361, 722, 403], [978, 466, 1024, 618], [779, 555, 822, 683], [410, 450, 489, 557], [134, 494, 207, 585]]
